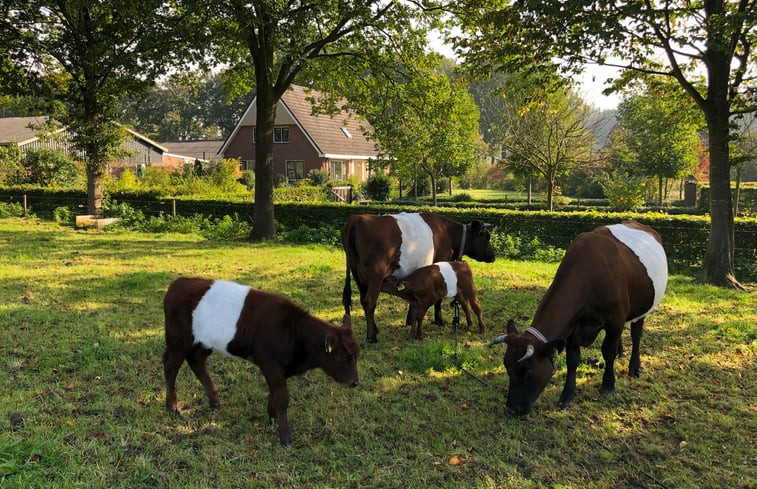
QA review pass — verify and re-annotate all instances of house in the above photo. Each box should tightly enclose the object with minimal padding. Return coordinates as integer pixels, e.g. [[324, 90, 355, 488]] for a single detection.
[[161, 140, 225, 164], [0, 116, 198, 175], [217, 84, 379, 182]]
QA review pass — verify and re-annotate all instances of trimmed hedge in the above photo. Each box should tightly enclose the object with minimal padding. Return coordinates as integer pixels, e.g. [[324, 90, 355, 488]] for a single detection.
[[698, 186, 757, 214], [1, 187, 754, 280]]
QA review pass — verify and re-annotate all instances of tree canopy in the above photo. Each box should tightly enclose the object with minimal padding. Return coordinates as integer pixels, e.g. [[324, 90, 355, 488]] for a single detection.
[[454, 0, 757, 287]]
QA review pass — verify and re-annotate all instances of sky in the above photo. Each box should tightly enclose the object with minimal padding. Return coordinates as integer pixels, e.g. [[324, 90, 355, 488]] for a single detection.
[[428, 32, 622, 112]]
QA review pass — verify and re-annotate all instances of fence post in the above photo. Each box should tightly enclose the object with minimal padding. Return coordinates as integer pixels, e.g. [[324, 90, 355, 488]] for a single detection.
[[172, 199, 177, 217], [23, 194, 27, 217]]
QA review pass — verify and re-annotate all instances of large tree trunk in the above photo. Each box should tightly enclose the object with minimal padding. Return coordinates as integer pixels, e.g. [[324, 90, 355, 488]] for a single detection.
[[85, 163, 104, 216], [702, 94, 740, 287], [250, 87, 277, 241]]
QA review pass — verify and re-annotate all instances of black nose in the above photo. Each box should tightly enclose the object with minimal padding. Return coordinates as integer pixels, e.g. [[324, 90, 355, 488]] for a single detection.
[[350, 380, 359, 388]]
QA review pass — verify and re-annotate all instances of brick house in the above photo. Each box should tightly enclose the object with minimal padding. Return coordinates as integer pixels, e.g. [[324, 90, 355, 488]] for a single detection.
[[217, 84, 379, 182]]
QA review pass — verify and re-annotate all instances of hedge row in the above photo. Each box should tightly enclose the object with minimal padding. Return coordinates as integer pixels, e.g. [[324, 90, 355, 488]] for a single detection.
[[698, 186, 757, 214], [1, 187, 754, 279]]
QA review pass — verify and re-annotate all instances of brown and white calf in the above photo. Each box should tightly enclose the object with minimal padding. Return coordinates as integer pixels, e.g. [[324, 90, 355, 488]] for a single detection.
[[488, 221, 668, 415], [383, 261, 485, 340], [163, 277, 360, 445], [342, 211, 495, 342]]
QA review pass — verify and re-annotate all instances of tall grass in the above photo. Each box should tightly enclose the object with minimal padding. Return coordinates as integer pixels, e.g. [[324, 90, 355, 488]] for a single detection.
[[0, 217, 754, 488]]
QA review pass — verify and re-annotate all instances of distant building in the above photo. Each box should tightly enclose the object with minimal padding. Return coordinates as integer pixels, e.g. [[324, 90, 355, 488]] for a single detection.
[[217, 84, 379, 182], [0, 116, 201, 175]]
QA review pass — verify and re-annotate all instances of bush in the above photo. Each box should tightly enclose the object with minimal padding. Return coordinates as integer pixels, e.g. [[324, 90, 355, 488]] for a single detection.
[[22, 147, 82, 187], [362, 174, 393, 201], [240, 170, 255, 190], [0, 201, 24, 218], [602, 176, 646, 211], [307, 169, 329, 186], [452, 192, 473, 202], [52, 206, 75, 224]]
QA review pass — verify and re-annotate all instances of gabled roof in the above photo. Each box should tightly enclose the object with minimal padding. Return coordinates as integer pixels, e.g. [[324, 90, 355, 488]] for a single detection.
[[0, 116, 169, 153], [162, 140, 224, 161], [0, 116, 64, 145], [218, 84, 378, 159]]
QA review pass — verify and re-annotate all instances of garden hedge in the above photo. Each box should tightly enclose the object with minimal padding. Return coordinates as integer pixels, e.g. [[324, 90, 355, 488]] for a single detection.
[[1, 187, 754, 280]]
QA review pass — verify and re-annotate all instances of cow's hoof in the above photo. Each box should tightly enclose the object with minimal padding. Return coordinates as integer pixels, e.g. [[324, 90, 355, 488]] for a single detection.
[[209, 400, 220, 410], [167, 407, 181, 416], [599, 385, 615, 395], [279, 433, 294, 446], [367, 336, 378, 344], [628, 367, 641, 378]]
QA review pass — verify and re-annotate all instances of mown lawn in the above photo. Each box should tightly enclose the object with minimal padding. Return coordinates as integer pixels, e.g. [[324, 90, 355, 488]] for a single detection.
[[0, 217, 754, 489]]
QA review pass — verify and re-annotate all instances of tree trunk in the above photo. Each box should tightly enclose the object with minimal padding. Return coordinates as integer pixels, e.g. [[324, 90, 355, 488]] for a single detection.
[[734, 165, 741, 215], [546, 180, 554, 211], [250, 87, 278, 240], [430, 173, 438, 206], [702, 101, 740, 287], [527, 175, 532, 204], [658, 174, 663, 206], [85, 163, 104, 216]]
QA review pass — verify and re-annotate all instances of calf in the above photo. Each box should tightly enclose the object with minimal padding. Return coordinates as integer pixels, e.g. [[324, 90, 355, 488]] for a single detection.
[[343, 212, 495, 342], [488, 221, 667, 415], [163, 277, 360, 445], [384, 261, 485, 339]]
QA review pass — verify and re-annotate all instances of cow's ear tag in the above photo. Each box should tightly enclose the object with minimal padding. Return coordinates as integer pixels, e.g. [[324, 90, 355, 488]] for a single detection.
[[325, 338, 333, 353], [397, 282, 406, 291]]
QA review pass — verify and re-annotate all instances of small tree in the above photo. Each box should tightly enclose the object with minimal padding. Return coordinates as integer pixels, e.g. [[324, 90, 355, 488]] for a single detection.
[[22, 147, 82, 187]]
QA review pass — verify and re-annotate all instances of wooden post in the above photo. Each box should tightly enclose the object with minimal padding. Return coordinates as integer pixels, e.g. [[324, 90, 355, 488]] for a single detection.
[[23, 194, 27, 217], [172, 199, 177, 217]]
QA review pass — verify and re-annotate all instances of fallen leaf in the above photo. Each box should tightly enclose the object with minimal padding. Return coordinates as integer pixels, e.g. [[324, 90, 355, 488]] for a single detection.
[[679, 440, 688, 448], [448, 455, 462, 465]]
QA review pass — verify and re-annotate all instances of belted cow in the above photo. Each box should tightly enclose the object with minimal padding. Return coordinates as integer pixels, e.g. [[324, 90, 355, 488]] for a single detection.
[[342, 212, 495, 342], [163, 277, 361, 445], [488, 221, 667, 415]]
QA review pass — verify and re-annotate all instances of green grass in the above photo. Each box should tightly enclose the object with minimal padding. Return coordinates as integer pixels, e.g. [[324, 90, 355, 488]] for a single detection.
[[0, 217, 755, 488]]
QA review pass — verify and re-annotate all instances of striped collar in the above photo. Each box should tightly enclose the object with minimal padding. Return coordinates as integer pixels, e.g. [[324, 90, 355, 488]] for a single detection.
[[457, 223, 467, 261]]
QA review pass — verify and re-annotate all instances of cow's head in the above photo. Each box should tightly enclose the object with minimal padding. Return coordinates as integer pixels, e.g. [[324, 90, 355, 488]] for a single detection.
[[466, 220, 496, 263], [321, 314, 361, 388], [489, 319, 564, 415]]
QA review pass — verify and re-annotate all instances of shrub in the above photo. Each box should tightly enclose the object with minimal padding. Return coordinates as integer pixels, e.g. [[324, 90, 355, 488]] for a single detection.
[[362, 174, 393, 201], [22, 147, 82, 187], [602, 176, 646, 211], [452, 192, 473, 202], [0, 201, 24, 218], [307, 169, 329, 186], [52, 206, 75, 224], [240, 170, 255, 190]]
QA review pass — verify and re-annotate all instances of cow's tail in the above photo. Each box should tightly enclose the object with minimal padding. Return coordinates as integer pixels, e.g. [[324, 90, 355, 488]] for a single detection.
[[342, 221, 354, 316]]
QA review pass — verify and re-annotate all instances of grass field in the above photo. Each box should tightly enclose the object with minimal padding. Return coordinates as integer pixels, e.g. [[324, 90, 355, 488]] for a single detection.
[[0, 217, 755, 488]]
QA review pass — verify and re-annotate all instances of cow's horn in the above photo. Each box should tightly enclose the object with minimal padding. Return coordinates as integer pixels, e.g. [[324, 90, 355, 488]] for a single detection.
[[487, 335, 507, 348], [518, 344, 535, 362]]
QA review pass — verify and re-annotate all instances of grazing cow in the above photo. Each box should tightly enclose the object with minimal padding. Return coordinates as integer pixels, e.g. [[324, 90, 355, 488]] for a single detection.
[[383, 261, 485, 339], [342, 212, 495, 342], [488, 221, 667, 415], [163, 277, 360, 445]]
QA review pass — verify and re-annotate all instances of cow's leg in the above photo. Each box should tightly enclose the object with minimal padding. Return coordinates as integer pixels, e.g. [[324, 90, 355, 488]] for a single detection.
[[600, 324, 623, 395], [433, 300, 445, 326], [628, 318, 644, 378], [163, 346, 190, 414], [471, 295, 486, 333], [457, 296, 474, 331], [264, 371, 292, 445], [186, 345, 220, 409], [358, 279, 382, 343], [559, 340, 580, 408]]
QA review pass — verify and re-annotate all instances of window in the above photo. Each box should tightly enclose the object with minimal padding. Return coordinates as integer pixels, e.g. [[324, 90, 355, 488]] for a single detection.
[[341, 127, 352, 138], [330, 160, 346, 180], [253, 127, 289, 143], [274, 127, 290, 143], [240, 160, 254, 171], [286, 160, 304, 180]]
